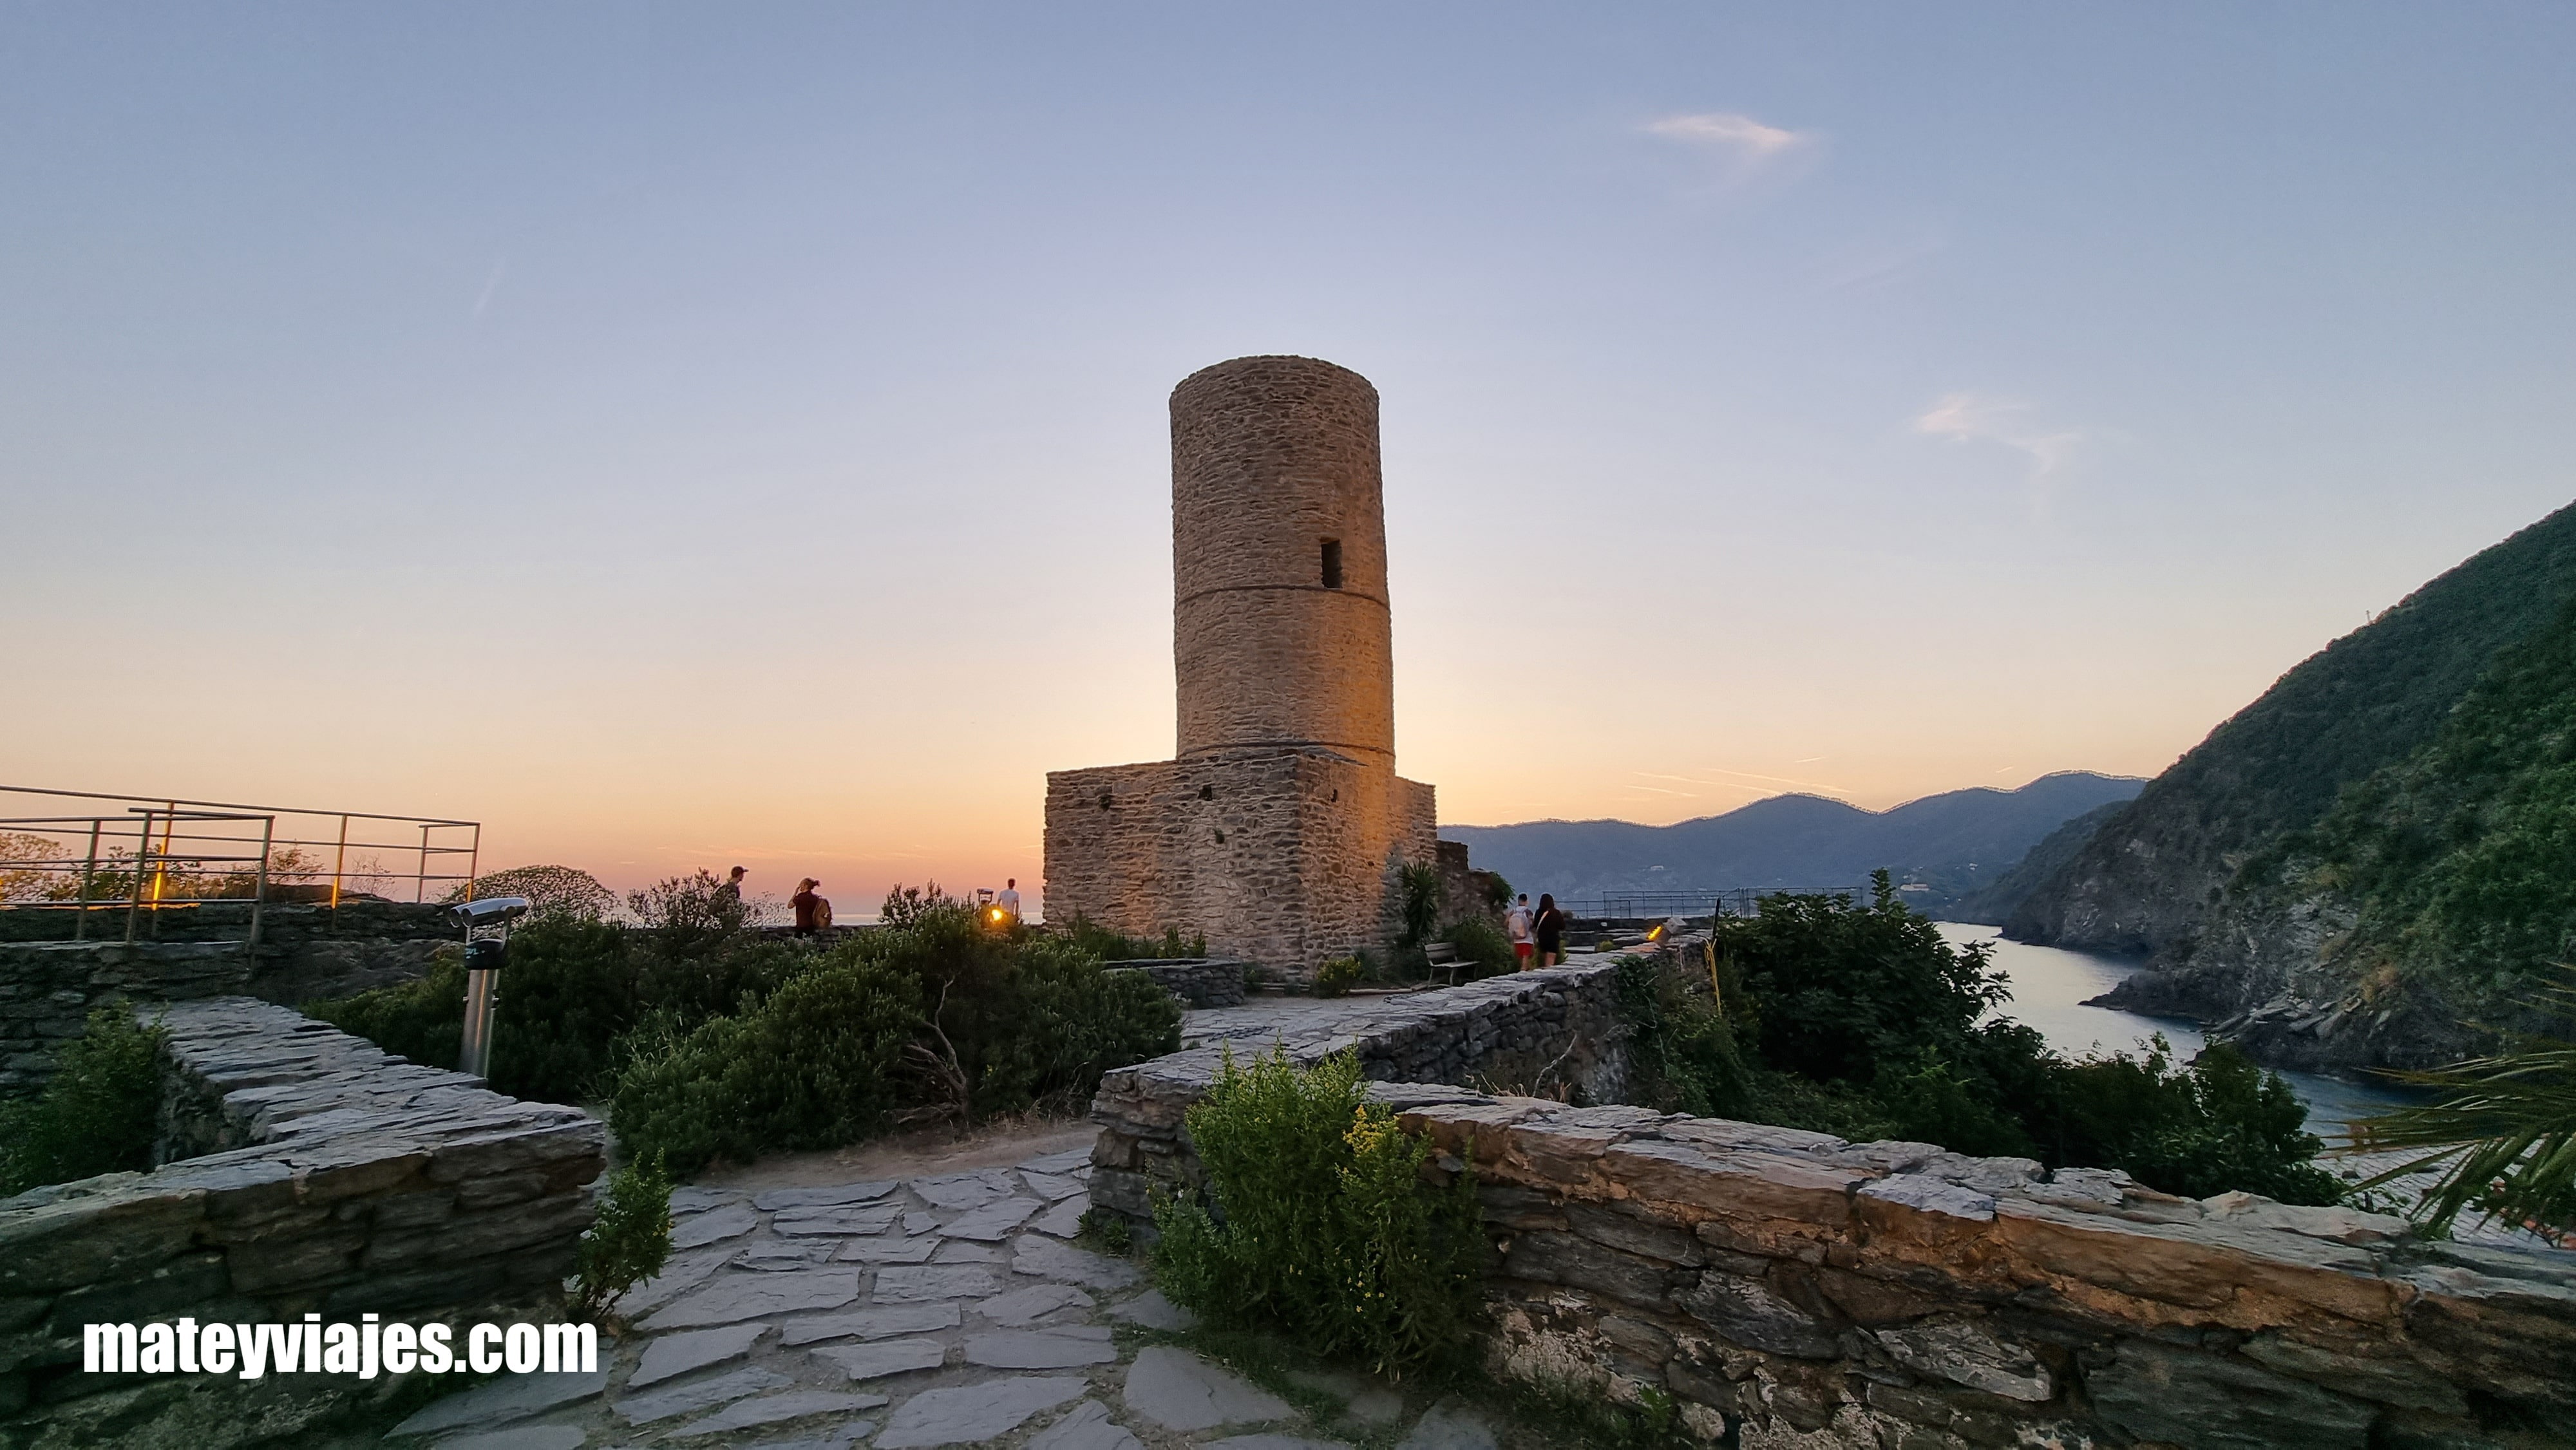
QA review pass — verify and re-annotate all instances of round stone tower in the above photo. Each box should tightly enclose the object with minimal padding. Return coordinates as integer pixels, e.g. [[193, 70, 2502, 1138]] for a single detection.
[[1170, 355, 1395, 766]]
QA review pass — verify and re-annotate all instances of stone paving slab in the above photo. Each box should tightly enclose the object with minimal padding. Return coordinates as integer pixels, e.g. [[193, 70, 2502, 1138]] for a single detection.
[[963, 1328, 1121, 1368], [1024, 1398, 1143, 1450], [978, 1284, 1095, 1326], [389, 1370, 607, 1436], [753, 1181, 898, 1212], [631, 1324, 767, 1389], [670, 1391, 885, 1437], [779, 1304, 962, 1346], [1122, 1346, 1293, 1432], [672, 1202, 761, 1248], [810, 1337, 949, 1380], [874, 1375, 1088, 1447], [644, 1270, 864, 1329], [874, 1264, 1005, 1302], [940, 1196, 1045, 1241], [1014, 1235, 1142, 1292], [613, 1366, 793, 1424]]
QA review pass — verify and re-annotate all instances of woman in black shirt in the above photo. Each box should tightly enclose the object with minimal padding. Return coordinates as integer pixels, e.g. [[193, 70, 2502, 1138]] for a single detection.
[[1533, 893, 1567, 968]]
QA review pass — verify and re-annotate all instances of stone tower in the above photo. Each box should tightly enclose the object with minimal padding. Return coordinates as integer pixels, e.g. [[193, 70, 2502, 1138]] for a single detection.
[[1045, 356, 1437, 977]]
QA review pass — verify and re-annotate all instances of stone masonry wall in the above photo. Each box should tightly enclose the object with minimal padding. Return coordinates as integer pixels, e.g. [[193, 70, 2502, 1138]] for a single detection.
[[0, 921, 452, 1096], [0, 998, 606, 1447], [1044, 749, 1435, 980], [1108, 959, 1249, 1010], [1086, 959, 2576, 1449], [1088, 961, 1631, 1218], [1171, 355, 1394, 766], [1399, 1092, 2576, 1450]]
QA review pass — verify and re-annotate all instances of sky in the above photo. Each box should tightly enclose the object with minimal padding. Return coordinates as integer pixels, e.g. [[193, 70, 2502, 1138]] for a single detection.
[[5, 4, 2573, 912]]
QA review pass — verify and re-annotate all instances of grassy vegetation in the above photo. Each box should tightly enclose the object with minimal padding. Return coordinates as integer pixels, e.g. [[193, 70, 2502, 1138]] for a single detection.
[[1618, 876, 2341, 1203], [0, 1003, 166, 1195]]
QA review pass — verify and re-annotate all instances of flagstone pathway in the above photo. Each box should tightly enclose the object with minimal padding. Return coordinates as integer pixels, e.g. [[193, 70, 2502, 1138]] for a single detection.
[[381, 1144, 1498, 1450]]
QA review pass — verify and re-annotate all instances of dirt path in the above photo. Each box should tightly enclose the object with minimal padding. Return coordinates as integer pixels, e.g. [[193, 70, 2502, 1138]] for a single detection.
[[687, 1115, 1101, 1192]]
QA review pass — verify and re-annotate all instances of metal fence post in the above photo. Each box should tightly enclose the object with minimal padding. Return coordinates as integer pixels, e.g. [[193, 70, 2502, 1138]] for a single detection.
[[74, 819, 100, 941], [248, 815, 272, 950], [329, 811, 349, 928], [124, 809, 153, 945]]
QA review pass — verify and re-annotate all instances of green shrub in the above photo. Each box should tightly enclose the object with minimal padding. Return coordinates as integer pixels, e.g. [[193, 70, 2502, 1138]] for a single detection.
[[443, 864, 616, 920], [1618, 880, 2345, 1202], [574, 1151, 673, 1319], [1443, 916, 1517, 979], [1153, 1048, 1482, 1380], [1312, 956, 1363, 998], [976, 936, 1184, 1115], [1613, 950, 1752, 1119], [609, 959, 920, 1174], [308, 947, 466, 1073], [1, 1004, 166, 1195], [1059, 916, 1207, 961]]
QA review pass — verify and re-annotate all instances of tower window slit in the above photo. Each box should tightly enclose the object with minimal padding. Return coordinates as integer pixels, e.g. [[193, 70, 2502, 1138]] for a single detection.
[[1320, 538, 1343, 589]]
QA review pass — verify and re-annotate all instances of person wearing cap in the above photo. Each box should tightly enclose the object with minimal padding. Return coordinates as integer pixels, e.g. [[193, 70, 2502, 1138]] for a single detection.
[[715, 865, 747, 909], [791, 878, 829, 936]]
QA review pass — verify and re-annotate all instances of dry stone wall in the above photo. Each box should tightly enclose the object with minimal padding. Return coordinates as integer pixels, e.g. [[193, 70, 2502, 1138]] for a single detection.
[[1088, 961, 1631, 1218], [1, 904, 458, 1093], [1087, 959, 2576, 1449], [0, 998, 605, 1447], [1044, 749, 1435, 980]]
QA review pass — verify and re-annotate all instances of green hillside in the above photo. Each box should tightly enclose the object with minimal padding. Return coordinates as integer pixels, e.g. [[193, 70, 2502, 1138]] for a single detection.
[[2009, 497, 2576, 958], [2248, 596, 2576, 1003]]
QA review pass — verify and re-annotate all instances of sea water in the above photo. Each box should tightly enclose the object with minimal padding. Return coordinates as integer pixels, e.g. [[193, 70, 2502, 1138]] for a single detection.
[[1933, 921, 2416, 1142]]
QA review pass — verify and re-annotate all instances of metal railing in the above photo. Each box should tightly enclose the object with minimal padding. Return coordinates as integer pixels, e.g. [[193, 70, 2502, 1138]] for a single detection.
[[1557, 887, 1867, 920], [0, 786, 481, 945]]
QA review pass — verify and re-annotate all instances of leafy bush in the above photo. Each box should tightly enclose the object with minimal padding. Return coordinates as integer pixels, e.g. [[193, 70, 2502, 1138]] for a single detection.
[[608, 898, 1180, 1172], [1615, 878, 2343, 1202], [308, 946, 467, 1074], [1058, 916, 1208, 961], [1, 1004, 166, 1194], [1153, 1048, 1482, 1379], [1312, 956, 1363, 998], [443, 864, 616, 920], [574, 1152, 673, 1319], [609, 959, 921, 1173], [1443, 916, 1518, 980]]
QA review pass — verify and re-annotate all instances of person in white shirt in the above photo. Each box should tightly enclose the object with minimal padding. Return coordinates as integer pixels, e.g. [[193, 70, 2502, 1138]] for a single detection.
[[996, 878, 1023, 923], [1505, 893, 1535, 970]]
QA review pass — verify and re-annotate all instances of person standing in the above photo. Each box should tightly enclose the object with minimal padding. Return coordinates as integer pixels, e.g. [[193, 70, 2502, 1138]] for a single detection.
[[996, 878, 1023, 923], [791, 878, 827, 936], [715, 865, 747, 909], [1506, 893, 1536, 970], [1533, 893, 1567, 969]]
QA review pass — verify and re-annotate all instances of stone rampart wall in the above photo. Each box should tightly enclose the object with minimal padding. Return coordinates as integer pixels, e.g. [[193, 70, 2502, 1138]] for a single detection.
[[1108, 959, 1249, 1010], [0, 919, 451, 1095], [1088, 961, 1631, 1218], [0, 998, 606, 1446], [1086, 958, 2576, 1448], [1397, 1091, 2576, 1450]]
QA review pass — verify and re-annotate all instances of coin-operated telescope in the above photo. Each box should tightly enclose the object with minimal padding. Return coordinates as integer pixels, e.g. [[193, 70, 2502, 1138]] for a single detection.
[[448, 897, 532, 1080]]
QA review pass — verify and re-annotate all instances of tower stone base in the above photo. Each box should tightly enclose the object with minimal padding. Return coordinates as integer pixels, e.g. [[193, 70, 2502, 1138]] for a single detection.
[[1044, 749, 1434, 979]]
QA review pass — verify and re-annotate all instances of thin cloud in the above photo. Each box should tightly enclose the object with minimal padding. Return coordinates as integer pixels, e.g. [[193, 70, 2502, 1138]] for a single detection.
[[1643, 111, 1808, 161], [1915, 393, 2083, 480]]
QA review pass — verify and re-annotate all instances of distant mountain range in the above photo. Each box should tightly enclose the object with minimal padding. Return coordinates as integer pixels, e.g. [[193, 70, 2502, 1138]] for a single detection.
[[1441, 771, 2145, 915]]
